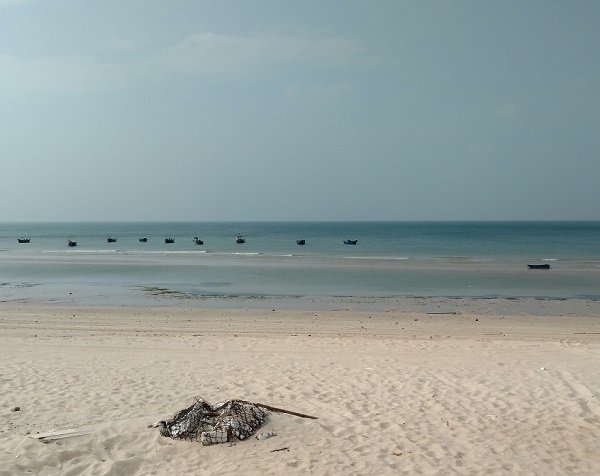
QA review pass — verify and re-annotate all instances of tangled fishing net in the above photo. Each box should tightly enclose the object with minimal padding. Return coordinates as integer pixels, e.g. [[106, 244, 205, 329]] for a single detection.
[[156, 397, 268, 445]]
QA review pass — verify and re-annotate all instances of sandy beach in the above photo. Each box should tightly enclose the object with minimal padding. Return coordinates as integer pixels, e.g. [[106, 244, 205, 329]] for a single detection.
[[2, 301, 600, 475]]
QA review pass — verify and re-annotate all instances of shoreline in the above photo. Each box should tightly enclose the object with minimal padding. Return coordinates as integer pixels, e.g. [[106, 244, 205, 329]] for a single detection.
[[2, 301, 600, 341], [4, 289, 600, 316], [2, 302, 600, 474]]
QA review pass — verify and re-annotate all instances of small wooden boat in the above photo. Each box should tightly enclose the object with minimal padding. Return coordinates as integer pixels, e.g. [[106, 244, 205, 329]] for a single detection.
[[139, 238, 148, 242], [193, 237, 204, 245], [235, 235, 245, 244], [67, 239, 77, 247], [527, 263, 550, 269], [165, 238, 175, 244], [17, 238, 30, 243], [296, 239, 306, 245], [344, 239, 358, 245], [107, 237, 117, 243]]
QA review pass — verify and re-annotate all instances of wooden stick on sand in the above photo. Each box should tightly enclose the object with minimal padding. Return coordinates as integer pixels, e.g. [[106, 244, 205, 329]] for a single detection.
[[255, 402, 319, 419]]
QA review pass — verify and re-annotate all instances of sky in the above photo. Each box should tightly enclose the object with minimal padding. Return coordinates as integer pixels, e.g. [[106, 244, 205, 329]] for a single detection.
[[1, 0, 599, 222]]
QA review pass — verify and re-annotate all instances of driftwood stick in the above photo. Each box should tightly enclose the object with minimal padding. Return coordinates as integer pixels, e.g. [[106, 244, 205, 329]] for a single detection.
[[254, 402, 318, 419], [271, 447, 290, 452]]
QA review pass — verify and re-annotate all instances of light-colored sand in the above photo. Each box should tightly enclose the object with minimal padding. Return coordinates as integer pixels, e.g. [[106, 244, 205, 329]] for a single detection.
[[1, 303, 600, 475]]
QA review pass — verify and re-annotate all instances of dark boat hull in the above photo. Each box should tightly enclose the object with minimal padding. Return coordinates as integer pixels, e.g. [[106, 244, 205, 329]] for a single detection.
[[528, 264, 550, 269]]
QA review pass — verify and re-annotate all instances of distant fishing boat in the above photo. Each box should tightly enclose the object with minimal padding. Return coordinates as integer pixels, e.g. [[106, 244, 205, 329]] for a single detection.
[[343, 239, 358, 245], [107, 237, 117, 243], [165, 238, 175, 244], [67, 239, 77, 247], [17, 238, 30, 243], [527, 263, 550, 269], [235, 234, 245, 244], [296, 239, 306, 245], [193, 237, 204, 245]]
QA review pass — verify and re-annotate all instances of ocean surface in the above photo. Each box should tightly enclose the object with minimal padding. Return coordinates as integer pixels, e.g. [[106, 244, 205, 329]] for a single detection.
[[1, 221, 600, 307]]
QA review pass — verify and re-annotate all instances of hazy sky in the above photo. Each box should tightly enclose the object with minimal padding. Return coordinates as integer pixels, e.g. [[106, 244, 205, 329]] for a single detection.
[[1, 0, 599, 221]]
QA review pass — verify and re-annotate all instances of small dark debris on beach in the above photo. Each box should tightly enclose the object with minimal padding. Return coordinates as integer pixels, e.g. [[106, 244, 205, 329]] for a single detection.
[[271, 447, 289, 452]]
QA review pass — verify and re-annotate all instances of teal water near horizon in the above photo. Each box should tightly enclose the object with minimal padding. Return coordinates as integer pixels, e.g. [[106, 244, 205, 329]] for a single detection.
[[1, 221, 600, 305]]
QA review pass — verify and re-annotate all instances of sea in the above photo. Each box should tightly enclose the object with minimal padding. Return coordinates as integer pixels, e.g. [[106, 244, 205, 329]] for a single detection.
[[1, 221, 599, 309]]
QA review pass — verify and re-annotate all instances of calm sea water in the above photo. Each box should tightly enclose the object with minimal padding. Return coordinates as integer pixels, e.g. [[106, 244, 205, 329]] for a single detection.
[[1, 221, 599, 305]]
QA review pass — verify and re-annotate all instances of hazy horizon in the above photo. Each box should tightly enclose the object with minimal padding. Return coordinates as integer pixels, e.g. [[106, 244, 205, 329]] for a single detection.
[[2, 1, 599, 222], [3, 218, 600, 225]]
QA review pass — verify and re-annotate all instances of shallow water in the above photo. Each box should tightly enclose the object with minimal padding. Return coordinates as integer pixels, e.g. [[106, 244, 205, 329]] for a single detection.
[[2, 221, 600, 306]]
